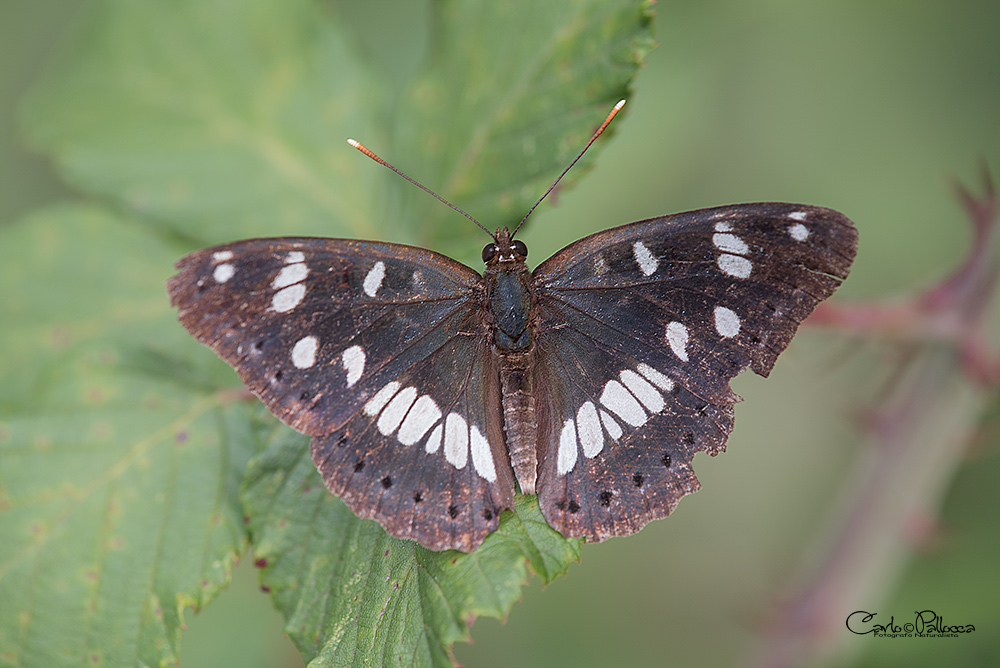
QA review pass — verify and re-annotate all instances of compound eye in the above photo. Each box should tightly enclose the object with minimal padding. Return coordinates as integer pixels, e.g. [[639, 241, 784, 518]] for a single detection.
[[511, 240, 528, 259], [482, 243, 499, 263]]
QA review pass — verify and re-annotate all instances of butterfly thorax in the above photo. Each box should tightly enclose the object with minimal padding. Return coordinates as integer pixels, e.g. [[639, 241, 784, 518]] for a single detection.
[[482, 227, 539, 493]]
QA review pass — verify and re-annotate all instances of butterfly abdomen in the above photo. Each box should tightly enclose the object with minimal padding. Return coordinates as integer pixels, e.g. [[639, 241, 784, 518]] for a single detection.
[[497, 352, 538, 494]]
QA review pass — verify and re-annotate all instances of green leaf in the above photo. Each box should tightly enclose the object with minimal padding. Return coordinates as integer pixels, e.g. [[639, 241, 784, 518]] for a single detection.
[[0, 207, 257, 667], [11, 0, 653, 665], [242, 430, 582, 668], [22, 0, 654, 258], [394, 0, 656, 256], [22, 0, 386, 245]]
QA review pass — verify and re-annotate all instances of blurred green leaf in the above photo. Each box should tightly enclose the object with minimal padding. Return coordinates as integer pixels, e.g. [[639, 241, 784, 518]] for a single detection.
[[242, 431, 581, 668], [22, 0, 385, 244], [0, 207, 257, 667]]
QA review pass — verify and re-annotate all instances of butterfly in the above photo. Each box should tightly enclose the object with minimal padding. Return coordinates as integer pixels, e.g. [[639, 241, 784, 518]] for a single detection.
[[167, 105, 858, 552]]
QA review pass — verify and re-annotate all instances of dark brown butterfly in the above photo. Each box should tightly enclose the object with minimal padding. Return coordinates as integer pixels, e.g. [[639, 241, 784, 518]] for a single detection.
[[168, 103, 857, 551]]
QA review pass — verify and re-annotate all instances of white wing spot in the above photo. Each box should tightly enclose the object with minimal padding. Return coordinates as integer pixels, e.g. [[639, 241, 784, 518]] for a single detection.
[[713, 233, 749, 255], [443, 413, 468, 469], [600, 410, 623, 440], [576, 401, 604, 458], [285, 251, 305, 264], [714, 306, 741, 338], [290, 336, 318, 369], [341, 345, 365, 387], [271, 284, 306, 312], [397, 395, 442, 445], [620, 369, 665, 413], [788, 211, 809, 221], [212, 250, 234, 262], [272, 262, 308, 289], [377, 386, 418, 436], [594, 255, 609, 275], [470, 425, 497, 481], [789, 222, 810, 241], [600, 380, 647, 427], [363, 381, 401, 417], [666, 321, 689, 362], [424, 423, 443, 454], [714, 221, 733, 232], [213, 263, 235, 283], [632, 241, 659, 276], [637, 363, 674, 391], [557, 418, 579, 475], [718, 254, 752, 278], [363, 261, 386, 297]]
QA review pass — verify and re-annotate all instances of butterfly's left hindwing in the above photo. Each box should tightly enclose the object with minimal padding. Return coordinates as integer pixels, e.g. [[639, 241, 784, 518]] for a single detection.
[[168, 238, 516, 551], [531, 203, 857, 540]]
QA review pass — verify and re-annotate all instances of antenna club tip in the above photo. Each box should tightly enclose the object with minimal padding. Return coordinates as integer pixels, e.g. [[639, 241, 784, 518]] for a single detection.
[[347, 138, 359, 147], [614, 99, 626, 110]]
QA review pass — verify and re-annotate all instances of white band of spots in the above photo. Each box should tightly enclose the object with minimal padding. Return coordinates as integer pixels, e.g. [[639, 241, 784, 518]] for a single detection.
[[559, 362, 677, 475], [789, 222, 810, 241], [291, 336, 318, 369], [360, 380, 497, 481]]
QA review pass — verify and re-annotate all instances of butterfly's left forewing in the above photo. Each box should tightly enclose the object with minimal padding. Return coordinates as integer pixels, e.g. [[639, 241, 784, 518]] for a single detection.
[[531, 203, 857, 541], [168, 238, 516, 551]]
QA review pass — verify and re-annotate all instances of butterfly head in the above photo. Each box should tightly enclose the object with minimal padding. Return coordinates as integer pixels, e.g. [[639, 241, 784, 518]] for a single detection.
[[482, 227, 528, 266]]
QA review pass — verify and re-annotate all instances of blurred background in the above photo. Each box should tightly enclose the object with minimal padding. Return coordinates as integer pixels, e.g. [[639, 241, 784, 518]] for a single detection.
[[2, 1, 997, 667]]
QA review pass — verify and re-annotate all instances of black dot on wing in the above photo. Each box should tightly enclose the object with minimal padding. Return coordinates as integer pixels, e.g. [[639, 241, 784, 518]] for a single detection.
[[274, 369, 283, 382], [632, 472, 644, 488], [483, 507, 493, 521], [299, 390, 311, 401], [336, 434, 348, 447], [661, 452, 672, 468], [413, 491, 423, 503], [381, 476, 392, 489], [555, 500, 566, 511], [567, 500, 580, 514], [354, 460, 365, 472], [683, 431, 695, 446], [598, 491, 612, 507], [448, 504, 459, 519]]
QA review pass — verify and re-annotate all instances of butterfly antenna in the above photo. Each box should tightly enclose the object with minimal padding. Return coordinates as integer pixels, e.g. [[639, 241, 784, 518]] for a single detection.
[[512, 99, 626, 237], [347, 138, 493, 237]]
